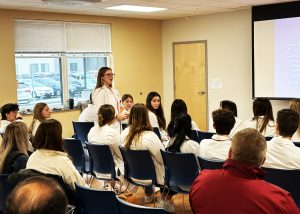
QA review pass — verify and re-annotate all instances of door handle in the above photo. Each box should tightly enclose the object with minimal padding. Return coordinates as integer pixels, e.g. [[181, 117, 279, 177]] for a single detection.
[[198, 91, 206, 95]]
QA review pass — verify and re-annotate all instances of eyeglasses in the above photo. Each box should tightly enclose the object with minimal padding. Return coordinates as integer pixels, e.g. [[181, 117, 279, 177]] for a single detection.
[[105, 73, 115, 77]]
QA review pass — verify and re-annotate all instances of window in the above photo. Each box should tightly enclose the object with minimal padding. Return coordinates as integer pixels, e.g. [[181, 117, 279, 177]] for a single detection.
[[14, 20, 112, 109]]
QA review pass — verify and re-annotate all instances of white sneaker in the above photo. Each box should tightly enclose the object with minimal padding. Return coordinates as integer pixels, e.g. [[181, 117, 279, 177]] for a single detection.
[[144, 195, 154, 203], [157, 199, 176, 213]]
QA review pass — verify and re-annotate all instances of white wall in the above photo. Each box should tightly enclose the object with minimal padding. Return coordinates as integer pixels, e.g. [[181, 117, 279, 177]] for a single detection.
[[162, 9, 289, 130]]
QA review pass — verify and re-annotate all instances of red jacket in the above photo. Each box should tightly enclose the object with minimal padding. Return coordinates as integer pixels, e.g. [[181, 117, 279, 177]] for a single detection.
[[190, 159, 300, 214]]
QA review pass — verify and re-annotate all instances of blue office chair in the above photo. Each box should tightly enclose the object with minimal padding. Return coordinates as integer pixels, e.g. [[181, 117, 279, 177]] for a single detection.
[[86, 143, 118, 183], [191, 130, 200, 143], [75, 183, 119, 214], [153, 127, 162, 140], [117, 197, 168, 214], [198, 157, 224, 170], [294, 142, 300, 148], [0, 174, 13, 213], [198, 131, 215, 142], [160, 150, 200, 194], [63, 138, 91, 175], [72, 121, 94, 144], [263, 167, 300, 207]]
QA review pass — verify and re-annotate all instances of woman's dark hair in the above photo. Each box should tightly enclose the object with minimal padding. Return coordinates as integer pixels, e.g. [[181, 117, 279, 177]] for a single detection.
[[95, 67, 112, 89], [146, 91, 166, 129], [98, 104, 115, 127], [33, 119, 65, 152], [1, 103, 19, 120], [121, 94, 133, 102], [252, 98, 274, 133], [167, 99, 188, 137], [166, 113, 192, 153], [220, 100, 237, 117]]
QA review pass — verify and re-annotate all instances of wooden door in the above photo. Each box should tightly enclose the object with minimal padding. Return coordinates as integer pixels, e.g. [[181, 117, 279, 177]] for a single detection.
[[173, 41, 207, 130]]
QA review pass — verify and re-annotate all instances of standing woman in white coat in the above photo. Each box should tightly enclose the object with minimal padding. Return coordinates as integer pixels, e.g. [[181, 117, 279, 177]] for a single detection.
[[92, 67, 127, 133]]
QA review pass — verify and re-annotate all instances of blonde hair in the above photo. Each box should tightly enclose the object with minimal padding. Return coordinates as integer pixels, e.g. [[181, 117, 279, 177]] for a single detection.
[[0, 122, 29, 173], [290, 99, 300, 137], [29, 103, 48, 134], [231, 128, 266, 167], [125, 103, 152, 150]]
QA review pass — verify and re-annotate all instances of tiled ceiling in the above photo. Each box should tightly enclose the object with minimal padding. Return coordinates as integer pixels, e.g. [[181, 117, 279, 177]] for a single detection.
[[0, 0, 296, 19]]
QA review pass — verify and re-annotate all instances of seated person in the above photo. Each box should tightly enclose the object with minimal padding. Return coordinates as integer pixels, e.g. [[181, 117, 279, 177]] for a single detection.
[[121, 94, 134, 126], [29, 102, 52, 137], [26, 119, 86, 190], [78, 93, 98, 125], [200, 109, 235, 161], [5, 176, 68, 214], [88, 104, 123, 176], [0, 122, 29, 174], [0, 103, 22, 134], [190, 128, 299, 214], [263, 109, 300, 169]]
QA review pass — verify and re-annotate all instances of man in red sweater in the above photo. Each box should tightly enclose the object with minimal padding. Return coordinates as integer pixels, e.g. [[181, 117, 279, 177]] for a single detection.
[[190, 128, 299, 214]]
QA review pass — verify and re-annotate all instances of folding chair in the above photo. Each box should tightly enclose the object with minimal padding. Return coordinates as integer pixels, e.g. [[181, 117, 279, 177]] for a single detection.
[[72, 121, 94, 145], [0, 174, 12, 213], [263, 167, 300, 207], [198, 157, 224, 170], [75, 183, 119, 214]]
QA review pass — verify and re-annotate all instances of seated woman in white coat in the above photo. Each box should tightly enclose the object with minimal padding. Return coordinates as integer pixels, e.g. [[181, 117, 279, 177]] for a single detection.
[[243, 98, 276, 137], [87, 104, 123, 177], [290, 99, 300, 142], [145, 91, 168, 142], [121, 103, 164, 205], [29, 103, 52, 138]]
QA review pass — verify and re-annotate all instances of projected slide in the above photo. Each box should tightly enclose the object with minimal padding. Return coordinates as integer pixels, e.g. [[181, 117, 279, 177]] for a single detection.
[[254, 17, 300, 98]]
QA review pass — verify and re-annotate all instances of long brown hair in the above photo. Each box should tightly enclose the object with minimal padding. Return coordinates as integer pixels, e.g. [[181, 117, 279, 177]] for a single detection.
[[290, 99, 300, 137], [0, 122, 28, 173], [29, 102, 48, 134], [125, 103, 152, 149], [95, 67, 112, 89], [33, 119, 65, 152], [252, 98, 274, 133], [146, 91, 166, 129]]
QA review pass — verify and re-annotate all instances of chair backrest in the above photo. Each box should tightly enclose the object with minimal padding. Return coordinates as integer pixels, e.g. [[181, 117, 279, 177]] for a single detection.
[[191, 130, 200, 143], [63, 138, 86, 173], [265, 136, 273, 141], [0, 174, 12, 212], [263, 167, 300, 206], [119, 147, 157, 186], [153, 127, 161, 140], [198, 131, 215, 142], [72, 121, 94, 144], [116, 197, 167, 214], [86, 143, 116, 180], [198, 157, 224, 170], [161, 150, 200, 192], [75, 183, 119, 214], [294, 142, 300, 148], [121, 123, 128, 130]]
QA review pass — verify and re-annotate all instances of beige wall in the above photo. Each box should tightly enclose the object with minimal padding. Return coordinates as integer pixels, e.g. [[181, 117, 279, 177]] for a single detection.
[[0, 9, 163, 137], [162, 9, 289, 129]]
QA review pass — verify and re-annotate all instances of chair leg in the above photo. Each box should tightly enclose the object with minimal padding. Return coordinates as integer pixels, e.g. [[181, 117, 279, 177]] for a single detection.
[[182, 194, 185, 213]]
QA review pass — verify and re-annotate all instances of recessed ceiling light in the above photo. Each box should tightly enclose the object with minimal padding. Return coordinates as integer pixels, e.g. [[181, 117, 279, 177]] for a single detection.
[[106, 5, 167, 13]]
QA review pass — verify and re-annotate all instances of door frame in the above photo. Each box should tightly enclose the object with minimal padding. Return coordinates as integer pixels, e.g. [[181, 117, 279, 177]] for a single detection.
[[172, 40, 209, 130]]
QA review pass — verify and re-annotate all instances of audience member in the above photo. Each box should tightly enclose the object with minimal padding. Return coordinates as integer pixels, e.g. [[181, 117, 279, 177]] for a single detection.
[[88, 104, 123, 175], [219, 100, 243, 137], [92, 67, 128, 133], [263, 109, 300, 169], [190, 128, 299, 214], [29, 103, 51, 137], [121, 103, 164, 204], [200, 109, 235, 161], [5, 176, 68, 214], [121, 94, 134, 125], [26, 119, 86, 189], [167, 99, 199, 138], [161, 113, 200, 212], [146, 91, 168, 141], [243, 98, 276, 136], [0, 122, 29, 174], [290, 99, 300, 142], [0, 103, 22, 134], [78, 93, 98, 124]]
